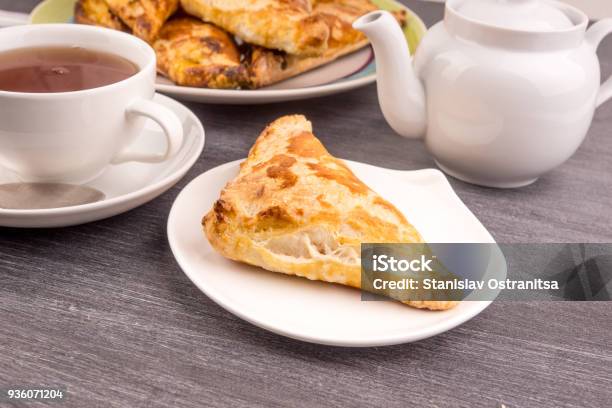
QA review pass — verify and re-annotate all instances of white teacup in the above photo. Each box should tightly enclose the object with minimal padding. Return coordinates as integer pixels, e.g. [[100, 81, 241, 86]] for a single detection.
[[0, 24, 183, 183]]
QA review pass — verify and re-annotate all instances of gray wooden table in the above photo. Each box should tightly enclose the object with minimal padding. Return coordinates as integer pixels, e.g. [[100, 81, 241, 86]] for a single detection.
[[1, 1, 611, 407]]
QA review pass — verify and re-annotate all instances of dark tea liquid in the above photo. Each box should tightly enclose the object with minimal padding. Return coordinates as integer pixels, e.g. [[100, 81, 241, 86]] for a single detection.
[[0, 46, 139, 93]]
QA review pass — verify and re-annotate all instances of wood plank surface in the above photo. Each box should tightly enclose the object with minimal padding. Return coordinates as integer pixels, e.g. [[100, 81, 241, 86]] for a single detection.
[[0, 1, 610, 407]]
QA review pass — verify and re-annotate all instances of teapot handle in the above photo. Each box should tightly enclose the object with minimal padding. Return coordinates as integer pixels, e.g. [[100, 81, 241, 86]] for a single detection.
[[586, 19, 612, 108]]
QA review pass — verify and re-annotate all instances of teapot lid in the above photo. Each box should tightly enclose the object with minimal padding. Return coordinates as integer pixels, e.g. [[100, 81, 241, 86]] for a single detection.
[[452, 0, 574, 31]]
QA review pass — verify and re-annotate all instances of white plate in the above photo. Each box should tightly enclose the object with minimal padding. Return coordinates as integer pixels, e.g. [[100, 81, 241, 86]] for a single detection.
[[167, 160, 502, 347], [0, 94, 204, 228], [20, 0, 427, 104]]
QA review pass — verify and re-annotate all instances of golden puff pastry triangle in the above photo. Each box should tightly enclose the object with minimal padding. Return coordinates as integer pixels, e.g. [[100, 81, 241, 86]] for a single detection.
[[180, 0, 330, 56], [246, 0, 390, 88], [154, 17, 249, 89], [203, 115, 457, 311], [74, 0, 130, 32], [104, 0, 179, 42]]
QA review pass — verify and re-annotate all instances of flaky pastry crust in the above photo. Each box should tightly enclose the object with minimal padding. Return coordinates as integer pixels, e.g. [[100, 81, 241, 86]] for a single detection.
[[74, 0, 130, 31], [153, 17, 249, 88], [104, 0, 179, 42], [245, 0, 382, 87], [180, 0, 330, 56], [203, 115, 457, 311]]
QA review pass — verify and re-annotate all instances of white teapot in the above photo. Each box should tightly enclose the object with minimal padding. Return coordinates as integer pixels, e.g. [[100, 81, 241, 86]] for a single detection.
[[354, 0, 612, 188]]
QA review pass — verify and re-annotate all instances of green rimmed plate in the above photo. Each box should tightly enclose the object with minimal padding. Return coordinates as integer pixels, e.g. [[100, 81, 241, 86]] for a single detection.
[[24, 0, 426, 104]]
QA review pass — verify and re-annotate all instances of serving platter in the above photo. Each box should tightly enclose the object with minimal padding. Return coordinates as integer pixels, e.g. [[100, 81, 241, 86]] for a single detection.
[[20, 0, 427, 104], [168, 160, 505, 347]]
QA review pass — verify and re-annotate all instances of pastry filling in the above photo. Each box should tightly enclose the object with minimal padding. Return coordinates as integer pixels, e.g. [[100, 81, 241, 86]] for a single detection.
[[261, 228, 359, 265]]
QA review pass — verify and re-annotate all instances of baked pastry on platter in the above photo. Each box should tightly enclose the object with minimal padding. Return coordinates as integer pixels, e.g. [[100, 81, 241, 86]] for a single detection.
[[203, 115, 458, 311], [180, 0, 330, 56], [152, 1, 405, 88], [104, 0, 179, 41], [74, 0, 408, 89], [154, 17, 250, 89], [74, 0, 129, 31], [246, 0, 399, 88]]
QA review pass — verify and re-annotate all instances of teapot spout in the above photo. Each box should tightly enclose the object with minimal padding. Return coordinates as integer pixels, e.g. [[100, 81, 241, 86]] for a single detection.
[[354, 11, 427, 139]]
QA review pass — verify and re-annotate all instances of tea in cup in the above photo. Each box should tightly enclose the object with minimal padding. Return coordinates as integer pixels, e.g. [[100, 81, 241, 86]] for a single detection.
[[0, 24, 183, 183]]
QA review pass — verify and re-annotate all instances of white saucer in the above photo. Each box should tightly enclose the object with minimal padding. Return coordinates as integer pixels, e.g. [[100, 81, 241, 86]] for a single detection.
[[0, 94, 204, 228], [168, 159, 503, 347]]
